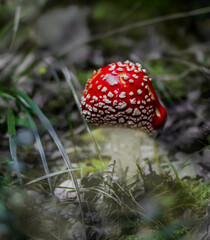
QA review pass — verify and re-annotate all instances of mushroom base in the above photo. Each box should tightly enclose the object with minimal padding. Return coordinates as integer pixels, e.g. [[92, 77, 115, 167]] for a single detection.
[[107, 128, 143, 181]]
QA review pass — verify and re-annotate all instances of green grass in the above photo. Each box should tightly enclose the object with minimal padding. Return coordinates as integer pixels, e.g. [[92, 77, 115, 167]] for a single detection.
[[0, 2, 210, 239], [0, 57, 209, 239]]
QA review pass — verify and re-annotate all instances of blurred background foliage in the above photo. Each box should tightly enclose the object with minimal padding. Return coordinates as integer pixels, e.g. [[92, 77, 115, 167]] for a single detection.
[[0, 0, 210, 239]]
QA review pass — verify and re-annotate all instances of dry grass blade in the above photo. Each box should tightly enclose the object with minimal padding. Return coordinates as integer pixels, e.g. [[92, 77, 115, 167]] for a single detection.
[[13, 89, 86, 239], [82, 186, 122, 205], [24, 107, 54, 195], [44, 58, 104, 168], [26, 168, 83, 186], [6, 105, 21, 183], [8, 134, 21, 182], [59, 6, 210, 56], [60, 63, 105, 168], [49, 67, 79, 155]]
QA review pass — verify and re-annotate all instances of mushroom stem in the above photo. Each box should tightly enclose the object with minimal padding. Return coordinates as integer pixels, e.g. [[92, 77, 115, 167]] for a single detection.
[[108, 128, 143, 180]]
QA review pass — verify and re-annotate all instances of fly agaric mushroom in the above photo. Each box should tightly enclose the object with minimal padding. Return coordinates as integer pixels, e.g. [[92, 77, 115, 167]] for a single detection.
[[81, 60, 167, 179]]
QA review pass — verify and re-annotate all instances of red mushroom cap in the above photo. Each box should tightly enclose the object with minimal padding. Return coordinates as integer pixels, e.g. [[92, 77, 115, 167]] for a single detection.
[[81, 60, 167, 133]]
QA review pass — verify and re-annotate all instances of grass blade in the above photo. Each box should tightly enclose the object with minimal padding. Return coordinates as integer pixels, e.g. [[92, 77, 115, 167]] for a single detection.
[[8, 135, 21, 182], [15, 58, 40, 79], [59, 6, 210, 56], [60, 63, 105, 168], [0, 91, 16, 100], [13, 89, 86, 238], [14, 90, 75, 170], [0, 21, 13, 39], [6, 106, 21, 182], [20, 102, 54, 195], [26, 168, 83, 186], [163, 157, 180, 181], [49, 67, 78, 156], [10, 5, 21, 50], [7, 107, 16, 135]]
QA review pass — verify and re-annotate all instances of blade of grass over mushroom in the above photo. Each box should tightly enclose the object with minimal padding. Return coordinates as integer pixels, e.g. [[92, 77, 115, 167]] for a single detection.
[[26, 168, 83, 186], [60, 64, 105, 168], [13, 89, 86, 236], [21, 103, 54, 195], [67, 70, 83, 92], [6, 106, 21, 182]]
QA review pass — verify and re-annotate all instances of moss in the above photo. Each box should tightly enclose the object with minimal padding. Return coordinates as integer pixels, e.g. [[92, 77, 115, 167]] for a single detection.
[[150, 60, 186, 76], [119, 235, 142, 240], [81, 128, 109, 143], [92, 2, 115, 21], [145, 175, 210, 222], [165, 80, 187, 98], [78, 158, 108, 176], [81, 168, 209, 239], [77, 70, 94, 85]]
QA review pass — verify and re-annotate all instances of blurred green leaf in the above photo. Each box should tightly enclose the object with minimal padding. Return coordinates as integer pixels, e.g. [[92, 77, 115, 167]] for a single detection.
[[0, 91, 16, 100], [7, 107, 16, 135]]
